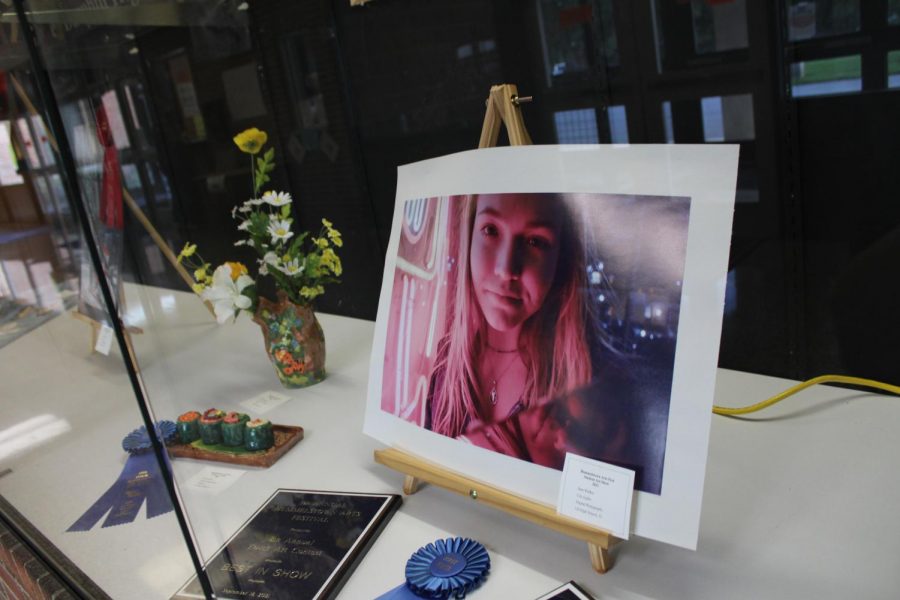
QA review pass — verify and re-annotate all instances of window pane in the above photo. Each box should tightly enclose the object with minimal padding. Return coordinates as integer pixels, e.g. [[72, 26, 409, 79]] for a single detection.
[[554, 108, 599, 143], [790, 55, 862, 97], [787, 0, 860, 41], [702, 94, 754, 142], [889, 50, 900, 89], [690, 0, 748, 54], [539, 0, 619, 84], [662, 101, 675, 144], [652, 0, 748, 73], [889, 0, 900, 25], [608, 105, 629, 144]]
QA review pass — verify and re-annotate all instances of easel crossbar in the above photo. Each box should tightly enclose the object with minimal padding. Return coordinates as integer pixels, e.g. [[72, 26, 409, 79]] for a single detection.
[[374, 448, 619, 549]]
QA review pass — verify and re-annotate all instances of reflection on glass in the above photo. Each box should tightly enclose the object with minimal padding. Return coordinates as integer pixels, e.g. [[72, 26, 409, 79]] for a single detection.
[[539, 0, 618, 84], [15, 118, 40, 169], [29, 117, 55, 167], [0, 122, 25, 186], [786, 0, 860, 41], [702, 94, 754, 142], [608, 105, 629, 144], [554, 108, 599, 143], [889, 50, 900, 89], [100, 91, 131, 150], [791, 55, 861, 97], [890, 0, 900, 25]]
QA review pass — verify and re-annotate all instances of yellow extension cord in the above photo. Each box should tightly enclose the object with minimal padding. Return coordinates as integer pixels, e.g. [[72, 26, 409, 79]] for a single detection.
[[711, 374, 900, 416]]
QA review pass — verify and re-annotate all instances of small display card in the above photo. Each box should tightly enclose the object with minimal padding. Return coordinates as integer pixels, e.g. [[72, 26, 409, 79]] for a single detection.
[[240, 391, 291, 414], [557, 453, 635, 539], [94, 324, 114, 355]]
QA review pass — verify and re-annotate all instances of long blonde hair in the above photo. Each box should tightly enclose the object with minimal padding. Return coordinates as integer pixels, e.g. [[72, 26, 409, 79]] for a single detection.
[[430, 194, 593, 438]]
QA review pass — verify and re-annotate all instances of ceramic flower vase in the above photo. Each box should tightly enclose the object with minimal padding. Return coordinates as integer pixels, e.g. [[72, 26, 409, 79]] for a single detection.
[[253, 292, 326, 388]]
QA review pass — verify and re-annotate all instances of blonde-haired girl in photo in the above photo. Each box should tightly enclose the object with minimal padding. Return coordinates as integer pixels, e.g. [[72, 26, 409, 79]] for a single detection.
[[426, 193, 595, 460]]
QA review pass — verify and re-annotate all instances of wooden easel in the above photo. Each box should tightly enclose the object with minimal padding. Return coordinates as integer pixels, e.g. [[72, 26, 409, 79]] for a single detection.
[[8, 74, 215, 352], [375, 84, 622, 573]]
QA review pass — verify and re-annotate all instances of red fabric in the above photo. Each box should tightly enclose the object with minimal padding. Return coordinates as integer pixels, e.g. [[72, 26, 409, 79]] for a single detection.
[[96, 107, 123, 230]]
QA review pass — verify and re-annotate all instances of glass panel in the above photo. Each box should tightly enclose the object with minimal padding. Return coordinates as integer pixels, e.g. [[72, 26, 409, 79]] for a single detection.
[[889, 50, 900, 89], [554, 108, 599, 143], [790, 55, 862, 97], [786, 0, 860, 41]]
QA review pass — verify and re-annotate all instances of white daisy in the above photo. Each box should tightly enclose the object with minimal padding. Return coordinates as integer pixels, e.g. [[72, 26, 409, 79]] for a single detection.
[[276, 257, 304, 276], [262, 191, 292, 207], [267, 219, 293, 243]]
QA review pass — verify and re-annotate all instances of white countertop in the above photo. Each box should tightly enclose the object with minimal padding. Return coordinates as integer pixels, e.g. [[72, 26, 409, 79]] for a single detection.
[[1, 285, 898, 599]]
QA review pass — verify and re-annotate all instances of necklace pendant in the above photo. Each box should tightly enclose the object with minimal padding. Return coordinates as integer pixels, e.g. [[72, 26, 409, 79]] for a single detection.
[[490, 380, 497, 405]]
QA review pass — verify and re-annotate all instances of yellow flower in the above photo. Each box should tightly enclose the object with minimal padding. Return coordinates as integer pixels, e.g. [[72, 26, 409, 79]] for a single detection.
[[314, 237, 329, 249], [177, 242, 197, 263], [233, 128, 268, 154], [321, 218, 333, 229], [327, 227, 342, 248], [193, 266, 208, 281], [191, 283, 206, 294], [225, 261, 249, 281], [300, 285, 325, 299], [321, 248, 342, 276]]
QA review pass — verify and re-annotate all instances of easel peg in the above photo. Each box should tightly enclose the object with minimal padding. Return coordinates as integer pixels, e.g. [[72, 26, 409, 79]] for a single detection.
[[402, 475, 422, 495], [588, 542, 613, 573], [511, 95, 533, 106]]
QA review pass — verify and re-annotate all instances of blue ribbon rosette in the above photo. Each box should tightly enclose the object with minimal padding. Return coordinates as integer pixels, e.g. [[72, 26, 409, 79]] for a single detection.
[[405, 537, 490, 599], [67, 421, 176, 532]]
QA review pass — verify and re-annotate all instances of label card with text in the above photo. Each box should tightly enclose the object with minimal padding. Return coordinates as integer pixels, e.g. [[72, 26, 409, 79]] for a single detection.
[[557, 453, 635, 539], [240, 390, 291, 414], [184, 466, 244, 495]]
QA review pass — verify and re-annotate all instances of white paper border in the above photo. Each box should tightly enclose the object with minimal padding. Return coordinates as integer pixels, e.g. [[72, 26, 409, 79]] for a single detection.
[[365, 144, 738, 549]]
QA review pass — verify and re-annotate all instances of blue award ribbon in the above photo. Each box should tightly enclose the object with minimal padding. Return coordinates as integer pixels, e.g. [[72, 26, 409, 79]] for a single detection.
[[67, 422, 176, 532], [404, 537, 490, 598]]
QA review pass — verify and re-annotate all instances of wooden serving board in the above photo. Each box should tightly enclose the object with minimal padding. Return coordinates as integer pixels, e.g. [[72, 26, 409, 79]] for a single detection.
[[167, 425, 303, 468]]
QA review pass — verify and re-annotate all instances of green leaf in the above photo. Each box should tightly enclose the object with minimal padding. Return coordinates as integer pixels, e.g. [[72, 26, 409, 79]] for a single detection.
[[264, 147, 275, 162], [280, 205, 290, 219]]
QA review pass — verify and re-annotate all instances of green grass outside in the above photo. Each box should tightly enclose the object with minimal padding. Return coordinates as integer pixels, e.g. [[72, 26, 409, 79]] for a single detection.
[[889, 50, 900, 76], [793, 55, 861, 85]]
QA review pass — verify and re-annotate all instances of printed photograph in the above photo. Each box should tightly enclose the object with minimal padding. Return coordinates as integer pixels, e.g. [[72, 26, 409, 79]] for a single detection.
[[379, 192, 691, 494]]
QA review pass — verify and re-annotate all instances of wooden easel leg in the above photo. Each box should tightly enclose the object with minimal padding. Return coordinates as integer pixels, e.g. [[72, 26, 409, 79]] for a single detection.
[[403, 475, 422, 495], [588, 542, 612, 574]]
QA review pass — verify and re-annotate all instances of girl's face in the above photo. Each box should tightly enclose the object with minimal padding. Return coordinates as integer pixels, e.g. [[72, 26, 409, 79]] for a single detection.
[[470, 194, 563, 333]]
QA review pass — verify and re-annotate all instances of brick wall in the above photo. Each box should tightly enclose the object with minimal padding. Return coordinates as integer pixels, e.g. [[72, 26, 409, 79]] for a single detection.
[[0, 519, 74, 600]]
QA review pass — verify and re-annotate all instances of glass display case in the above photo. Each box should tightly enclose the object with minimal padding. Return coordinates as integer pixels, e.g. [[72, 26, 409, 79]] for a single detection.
[[1, 1, 899, 598]]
